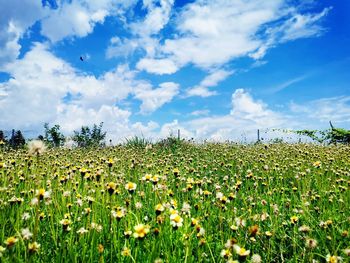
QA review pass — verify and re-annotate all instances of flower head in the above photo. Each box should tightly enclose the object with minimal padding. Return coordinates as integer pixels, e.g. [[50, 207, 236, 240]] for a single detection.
[[28, 140, 46, 156], [133, 224, 150, 238]]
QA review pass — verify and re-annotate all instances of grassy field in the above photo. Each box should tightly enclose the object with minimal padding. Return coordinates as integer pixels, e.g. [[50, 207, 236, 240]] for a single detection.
[[0, 142, 349, 262]]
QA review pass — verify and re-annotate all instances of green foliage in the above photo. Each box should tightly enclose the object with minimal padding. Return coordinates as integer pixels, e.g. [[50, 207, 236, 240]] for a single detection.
[[125, 136, 152, 148], [72, 122, 106, 147], [44, 123, 65, 147]]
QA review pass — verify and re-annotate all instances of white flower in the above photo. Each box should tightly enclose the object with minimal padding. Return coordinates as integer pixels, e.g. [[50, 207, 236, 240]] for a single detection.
[[76, 227, 89, 235], [135, 202, 143, 209], [28, 140, 46, 155], [21, 228, 33, 240], [251, 254, 262, 263], [22, 213, 31, 220]]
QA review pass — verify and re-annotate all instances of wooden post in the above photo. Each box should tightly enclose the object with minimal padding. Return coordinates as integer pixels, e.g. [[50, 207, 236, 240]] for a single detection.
[[177, 129, 180, 140], [257, 129, 260, 142]]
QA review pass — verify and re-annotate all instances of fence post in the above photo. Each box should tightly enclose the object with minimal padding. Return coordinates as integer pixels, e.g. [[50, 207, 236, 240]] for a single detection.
[[177, 129, 180, 140]]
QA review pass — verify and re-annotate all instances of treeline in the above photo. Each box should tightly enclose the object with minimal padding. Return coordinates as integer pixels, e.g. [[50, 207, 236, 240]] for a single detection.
[[0, 122, 106, 149]]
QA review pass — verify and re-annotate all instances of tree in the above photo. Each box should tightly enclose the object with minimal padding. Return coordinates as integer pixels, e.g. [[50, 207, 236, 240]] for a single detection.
[[72, 122, 106, 147], [9, 130, 25, 148], [0, 130, 6, 143], [44, 123, 65, 147]]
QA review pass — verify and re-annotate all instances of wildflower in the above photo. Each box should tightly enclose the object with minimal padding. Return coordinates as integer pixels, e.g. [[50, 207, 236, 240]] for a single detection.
[[28, 140, 46, 155], [313, 161, 321, 168], [76, 227, 89, 235], [290, 215, 299, 224], [305, 238, 318, 249], [181, 202, 191, 214], [299, 225, 311, 233], [326, 254, 342, 263], [125, 182, 137, 193], [22, 212, 31, 220], [28, 242, 40, 253], [225, 238, 237, 249], [233, 244, 250, 258], [133, 224, 150, 238], [121, 247, 131, 257], [91, 223, 103, 232], [111, 208, 126, 220], [155, 204, 165, 215], [98, 244, 104, 254], [124, 230, 132, 238], [60, 219, 71, 231], [4, 236, 18, 248], [173, 168, 180, 176], [135, 202, 143, 209], [21, 228, 33, 240], [343, 248, 350, 256], [220, 249, 232, 259], [106, 182, 116, 195], [191, 218, 199, 226], [248, 225, 259, 237], [251, 254, 262, 263], [170, 213, 183, 228], [142, 174, 152, 181]]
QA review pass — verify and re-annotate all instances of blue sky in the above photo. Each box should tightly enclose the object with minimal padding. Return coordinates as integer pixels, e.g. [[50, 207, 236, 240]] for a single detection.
[[0, 0, 349, 142]]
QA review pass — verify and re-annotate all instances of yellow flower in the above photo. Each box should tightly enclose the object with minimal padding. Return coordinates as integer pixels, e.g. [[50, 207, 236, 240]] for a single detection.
[[234, 245, 250, 257], [170, 213, 183, 228], [290, 215, 299, 224], [121, 247, 131, 257], [326, 254, 342, 263], [28, 242, 40, 253], [125, 182, 137, 192], [4, 236, 18, 248], [133, 224, 150, 238]]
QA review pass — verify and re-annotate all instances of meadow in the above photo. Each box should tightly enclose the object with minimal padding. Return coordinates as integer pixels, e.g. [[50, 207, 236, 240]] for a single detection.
[[0, 142, 349, 262]]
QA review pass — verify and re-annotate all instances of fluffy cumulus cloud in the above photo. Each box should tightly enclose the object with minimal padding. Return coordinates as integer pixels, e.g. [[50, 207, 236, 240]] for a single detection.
[[0, 43, 176, 141], [131, 0, 330, 74], [0, 0, 48, 69], [134, 82, 179, 114], [40, 0, 138, 42]]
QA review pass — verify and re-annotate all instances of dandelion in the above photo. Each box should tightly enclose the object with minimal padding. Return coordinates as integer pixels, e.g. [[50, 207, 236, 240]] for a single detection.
[[4, 236, 18, 248], [225, 238, 237, 249], [28, 242, 40, 253], [170, 213, 183, 228], [181, 202, 191, 214], [251, 254, 262, 263], [21, 228, 33, 240], [28, 140, 46, 156], [305, 238, 318, 249], [133, 224, 150, 238], [106, 182, 117, 195]]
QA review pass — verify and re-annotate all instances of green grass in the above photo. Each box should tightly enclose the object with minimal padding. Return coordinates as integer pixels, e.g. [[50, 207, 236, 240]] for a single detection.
[[0, 143, 349, 262]]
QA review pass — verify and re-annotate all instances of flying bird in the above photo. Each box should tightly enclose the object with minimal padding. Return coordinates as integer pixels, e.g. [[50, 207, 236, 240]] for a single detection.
[[80, 56, 84, 61]]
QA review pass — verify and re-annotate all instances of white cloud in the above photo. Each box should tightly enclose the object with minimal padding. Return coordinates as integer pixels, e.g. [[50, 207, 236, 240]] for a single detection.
[[40, 0, 137, 42], [107, 0, 174, 59], [290, 96, 350, 124], [135, 0, 330, 74], [0, 0, 48, 69], [136, 58, 178, 74], [190, 109, 210, 117], [0, 43, 177, 141], [134, 82, 179, 114], [186, 69, 232, 97], [185, 86, 217, 98]]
